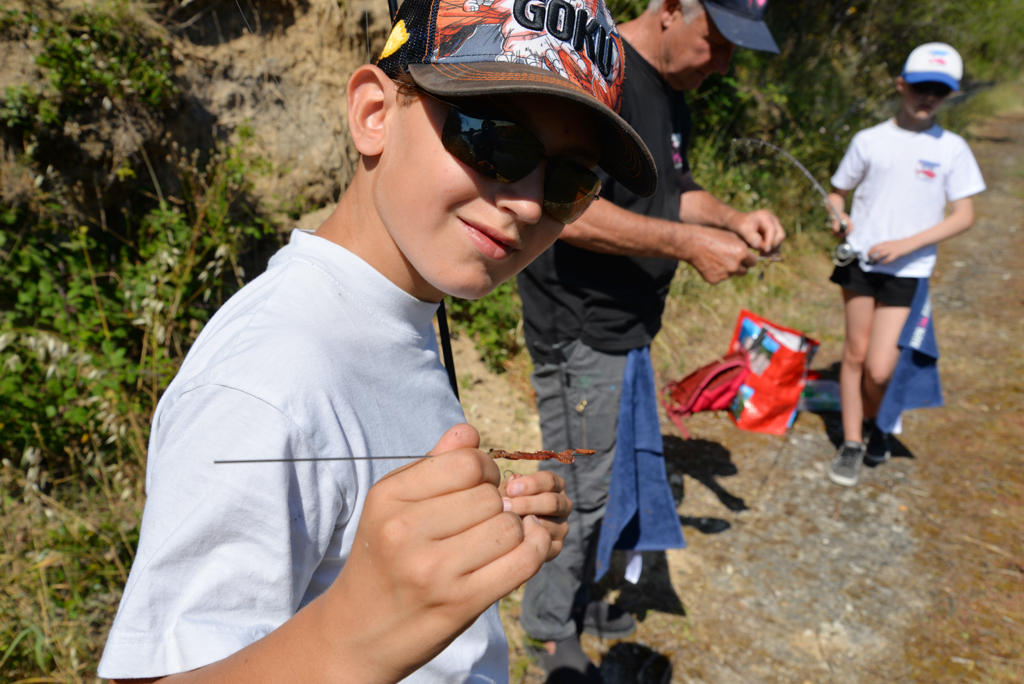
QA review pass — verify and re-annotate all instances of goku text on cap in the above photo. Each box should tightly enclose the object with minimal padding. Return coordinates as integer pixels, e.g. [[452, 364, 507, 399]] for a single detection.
[[376, 0, 658, 199]]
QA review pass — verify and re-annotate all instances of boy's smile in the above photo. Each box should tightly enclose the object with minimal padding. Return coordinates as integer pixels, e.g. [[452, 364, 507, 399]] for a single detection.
[[461, 215, 521, 261]]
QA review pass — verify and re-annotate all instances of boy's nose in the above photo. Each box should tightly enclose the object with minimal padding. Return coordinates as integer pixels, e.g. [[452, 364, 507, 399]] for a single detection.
[[495, 165, 544, 224]]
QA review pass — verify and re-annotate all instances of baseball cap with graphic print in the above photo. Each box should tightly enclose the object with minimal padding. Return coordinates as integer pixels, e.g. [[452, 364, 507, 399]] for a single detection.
[[902, 43, 963, 92], [376, 0, 657, 198]]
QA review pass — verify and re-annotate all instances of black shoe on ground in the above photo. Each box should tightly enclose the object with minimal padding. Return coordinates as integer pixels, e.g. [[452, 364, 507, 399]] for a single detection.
[[828, 441, 865, 487], [581, 600, 636, 639], [526, 635, 604, 684], [864, 422, 891, 466]]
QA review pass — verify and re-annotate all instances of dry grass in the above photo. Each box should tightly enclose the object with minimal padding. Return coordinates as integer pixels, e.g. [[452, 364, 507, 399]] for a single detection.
[[1, 463, 144, 682]]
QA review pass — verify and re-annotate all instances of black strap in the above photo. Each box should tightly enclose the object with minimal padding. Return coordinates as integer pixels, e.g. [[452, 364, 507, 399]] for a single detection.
[[437, 299, 460, 401], [388, 0, 398, 20]]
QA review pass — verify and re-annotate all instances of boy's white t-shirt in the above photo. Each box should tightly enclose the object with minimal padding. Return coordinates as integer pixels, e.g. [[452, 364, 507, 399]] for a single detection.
[[831, 120, 986, 277], [98, 230, 508, 683]]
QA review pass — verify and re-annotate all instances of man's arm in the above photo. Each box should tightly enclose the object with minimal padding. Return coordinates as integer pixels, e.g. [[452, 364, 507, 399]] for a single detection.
[[677, 173, 786, 253], [560, 196, 757, 284]]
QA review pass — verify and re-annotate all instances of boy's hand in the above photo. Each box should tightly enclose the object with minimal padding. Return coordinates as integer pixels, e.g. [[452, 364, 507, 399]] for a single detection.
[[500, 471, 571, 561], [828, 190, 851, 237], [319, 424, 562, 683], [831, 211, 853, 237], [867, 238, 913, 265]]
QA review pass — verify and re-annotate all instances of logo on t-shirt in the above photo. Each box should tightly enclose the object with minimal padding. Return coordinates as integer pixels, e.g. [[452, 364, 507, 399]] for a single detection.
[[670, 132, 684, 171], [916, 159, 940, 181]]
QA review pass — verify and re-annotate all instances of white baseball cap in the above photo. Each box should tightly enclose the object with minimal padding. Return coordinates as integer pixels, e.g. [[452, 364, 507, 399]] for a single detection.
[[902, 43, 963, 91]]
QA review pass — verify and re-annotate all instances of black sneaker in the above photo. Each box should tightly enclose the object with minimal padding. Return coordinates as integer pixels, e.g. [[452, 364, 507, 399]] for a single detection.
[[581, 600, 635, 639], [526, 635, 604, 684], [864, 424, 891, 466], [828, 441, 865, 487]]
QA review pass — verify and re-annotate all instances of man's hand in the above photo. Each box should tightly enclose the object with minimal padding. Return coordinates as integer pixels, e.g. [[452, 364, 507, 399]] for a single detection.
[[726, 209, 786, 254], [686, 226, 758, 284]]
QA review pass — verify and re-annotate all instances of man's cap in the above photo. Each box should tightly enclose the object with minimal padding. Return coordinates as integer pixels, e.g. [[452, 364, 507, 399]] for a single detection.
[[902, 42, 962, 91], [376, 0, 657, 199], [703, 0, 779, 54]]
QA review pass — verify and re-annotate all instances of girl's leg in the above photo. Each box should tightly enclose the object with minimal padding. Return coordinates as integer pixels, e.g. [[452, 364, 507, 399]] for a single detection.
[[862, 304, 912, 420], [840, 289, 876, 443]]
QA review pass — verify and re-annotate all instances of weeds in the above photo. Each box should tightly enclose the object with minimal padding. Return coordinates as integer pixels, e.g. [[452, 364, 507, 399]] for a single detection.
[[0, 3, 178, 136], [448, 281, 524, 374], [0, 132, 278, 678]]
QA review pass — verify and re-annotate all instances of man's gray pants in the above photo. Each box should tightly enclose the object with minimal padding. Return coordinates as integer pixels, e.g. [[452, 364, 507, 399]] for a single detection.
[[520, 340, 627, 642]]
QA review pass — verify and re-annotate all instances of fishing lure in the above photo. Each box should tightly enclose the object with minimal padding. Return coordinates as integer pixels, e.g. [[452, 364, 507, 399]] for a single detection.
[[488, 448, 595, 465]]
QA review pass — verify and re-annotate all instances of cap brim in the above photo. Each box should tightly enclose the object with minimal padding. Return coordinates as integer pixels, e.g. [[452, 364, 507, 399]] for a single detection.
[[902, 71, 960, 91], [704, 3, 779, 54], [408, 62, 657, 199]]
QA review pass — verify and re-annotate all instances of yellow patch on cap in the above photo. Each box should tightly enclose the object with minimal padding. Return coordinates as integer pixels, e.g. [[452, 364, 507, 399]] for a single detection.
[[379, 20, 409, 60]]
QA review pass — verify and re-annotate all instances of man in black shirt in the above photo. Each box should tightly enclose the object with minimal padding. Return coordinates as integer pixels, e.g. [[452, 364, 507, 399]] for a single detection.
[[517, 0, 784, 680]]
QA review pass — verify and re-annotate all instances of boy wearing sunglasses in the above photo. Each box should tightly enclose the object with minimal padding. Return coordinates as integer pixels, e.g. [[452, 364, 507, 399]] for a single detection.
[[97, 0, 656, 682], [826, 43, 985, 487]]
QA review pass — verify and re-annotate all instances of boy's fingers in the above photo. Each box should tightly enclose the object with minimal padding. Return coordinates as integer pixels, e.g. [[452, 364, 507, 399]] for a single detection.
[[427, 423, 481, 456], [378, 449, 500, 502], [505, 491, 572, 519], [440, 511, 527, 576], [462, 515, 552, 600], [504, 470, 565, 498], [405, 482, 507, 541]]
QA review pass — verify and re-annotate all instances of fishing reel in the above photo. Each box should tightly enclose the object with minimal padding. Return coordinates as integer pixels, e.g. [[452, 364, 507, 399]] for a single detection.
[[831, 241, 858, 267]]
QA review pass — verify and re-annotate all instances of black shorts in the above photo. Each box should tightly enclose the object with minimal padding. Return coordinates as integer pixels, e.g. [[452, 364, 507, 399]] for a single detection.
[[830, 262, 918, 307]]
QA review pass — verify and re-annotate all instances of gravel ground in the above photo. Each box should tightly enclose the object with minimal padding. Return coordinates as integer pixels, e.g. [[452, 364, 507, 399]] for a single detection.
[[475, 108, 1024, 684]]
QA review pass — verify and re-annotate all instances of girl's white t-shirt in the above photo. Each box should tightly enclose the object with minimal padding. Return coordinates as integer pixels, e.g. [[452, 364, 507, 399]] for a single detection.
[[98, 231, 508, 683], [831, 120, 986, 277]]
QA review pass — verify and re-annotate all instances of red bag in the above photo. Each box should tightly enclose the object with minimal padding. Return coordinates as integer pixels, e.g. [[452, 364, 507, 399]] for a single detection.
[[727, 310, 819, 435], [662, 350, 749, 439]]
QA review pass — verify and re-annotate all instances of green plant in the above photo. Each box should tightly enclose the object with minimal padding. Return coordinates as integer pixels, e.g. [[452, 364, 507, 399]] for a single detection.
[[0, 3, 178, 134], [0, 141, 274, 480], [0, 133, 277, 679], [447, 280, 523, 373]]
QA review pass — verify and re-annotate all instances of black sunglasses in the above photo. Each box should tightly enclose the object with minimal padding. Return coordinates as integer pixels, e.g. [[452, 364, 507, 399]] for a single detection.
[[910, 81, 953, 98], [428, 95, 602, 224]]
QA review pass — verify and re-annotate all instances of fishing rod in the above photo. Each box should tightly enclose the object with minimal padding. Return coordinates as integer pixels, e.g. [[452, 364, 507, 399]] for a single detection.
[[731, 138, 862, 266]]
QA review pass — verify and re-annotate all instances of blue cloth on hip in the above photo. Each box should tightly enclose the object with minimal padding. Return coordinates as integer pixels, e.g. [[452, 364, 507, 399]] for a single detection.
[[876, 278, 943, 433], [594, 347, 685, 582]]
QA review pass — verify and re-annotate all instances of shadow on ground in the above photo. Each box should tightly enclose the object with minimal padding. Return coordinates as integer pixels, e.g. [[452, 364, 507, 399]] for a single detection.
[[600, 642, 672, 684], [663, 436, 749, 512]]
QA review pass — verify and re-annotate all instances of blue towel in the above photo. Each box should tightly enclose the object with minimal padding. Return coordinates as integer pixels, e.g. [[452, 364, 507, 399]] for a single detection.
[[594, 347, 685, 582], [876, 278, 943, 433]]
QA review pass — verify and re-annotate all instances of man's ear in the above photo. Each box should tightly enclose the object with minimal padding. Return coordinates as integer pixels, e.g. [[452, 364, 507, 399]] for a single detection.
[[347, 65, 395, 157], [660, 0, 681, 28], [895, 75, 907, 95]]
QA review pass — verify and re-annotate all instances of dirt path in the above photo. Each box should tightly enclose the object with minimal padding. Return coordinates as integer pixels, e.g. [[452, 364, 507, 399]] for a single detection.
[[468, 110, 1024, 683]]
